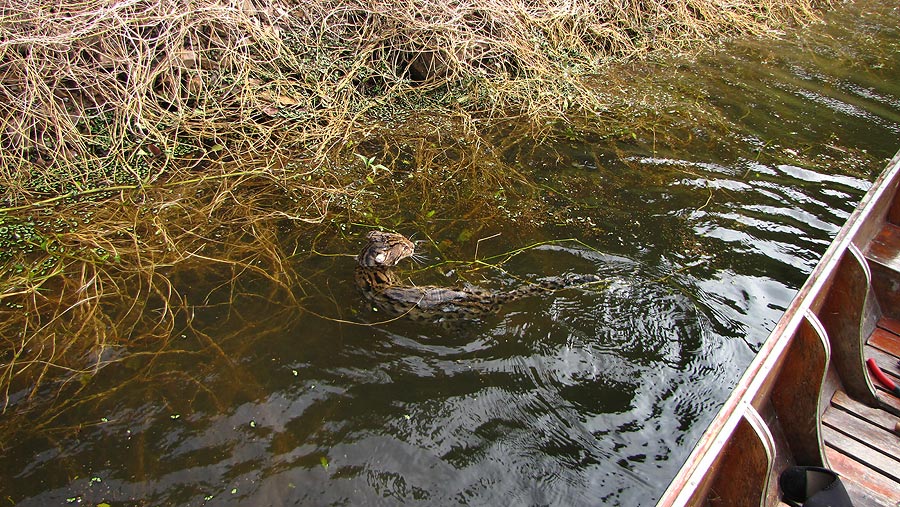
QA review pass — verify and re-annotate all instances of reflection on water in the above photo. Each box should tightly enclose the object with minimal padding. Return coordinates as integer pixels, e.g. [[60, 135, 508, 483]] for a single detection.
[[2, 2, 899, 506]]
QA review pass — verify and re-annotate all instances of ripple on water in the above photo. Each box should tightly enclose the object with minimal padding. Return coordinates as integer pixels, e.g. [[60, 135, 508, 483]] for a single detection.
[[3, 3, 899, 505]]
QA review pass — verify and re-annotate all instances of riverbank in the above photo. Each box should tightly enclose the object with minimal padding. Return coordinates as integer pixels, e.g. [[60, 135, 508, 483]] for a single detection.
[[2, 0, 823, 203], [0, 0, 826, 411]]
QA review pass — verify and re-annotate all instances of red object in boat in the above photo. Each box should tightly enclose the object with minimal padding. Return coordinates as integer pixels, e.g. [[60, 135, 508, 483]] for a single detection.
[[866, 358, 900, 397]]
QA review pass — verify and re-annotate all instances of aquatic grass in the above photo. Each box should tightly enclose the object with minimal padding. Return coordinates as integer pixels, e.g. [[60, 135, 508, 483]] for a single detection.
[[0, 164, 346, 415], [0, 0, 831, 420]]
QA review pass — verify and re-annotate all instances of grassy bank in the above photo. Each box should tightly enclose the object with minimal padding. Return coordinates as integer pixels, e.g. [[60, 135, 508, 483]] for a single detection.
[[0, 0, 824, 412], [1, 0, 823, 203]]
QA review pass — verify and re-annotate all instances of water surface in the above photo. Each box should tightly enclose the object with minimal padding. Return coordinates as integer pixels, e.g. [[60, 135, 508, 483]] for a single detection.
[[2, 1, 899, 505]]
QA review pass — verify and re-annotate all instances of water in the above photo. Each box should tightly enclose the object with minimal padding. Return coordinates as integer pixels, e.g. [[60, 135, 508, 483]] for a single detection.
[[2, 2, 899, 505]]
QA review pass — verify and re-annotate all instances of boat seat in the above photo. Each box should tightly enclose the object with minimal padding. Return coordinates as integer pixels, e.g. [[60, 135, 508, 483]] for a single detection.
[[704, 405, 775, 507], [817, 244, 881, 407], [769, 312, 829, 467], [865, 221, 900, 322]]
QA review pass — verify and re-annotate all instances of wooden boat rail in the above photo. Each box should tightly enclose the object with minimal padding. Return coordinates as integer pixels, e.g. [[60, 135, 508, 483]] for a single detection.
[[658, 150, 900, 507]]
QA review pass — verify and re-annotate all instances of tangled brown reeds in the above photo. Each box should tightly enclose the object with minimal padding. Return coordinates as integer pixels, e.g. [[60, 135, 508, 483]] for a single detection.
[[0, 0, 824, 203], [0, 162, 353, 424], [0, 0, 825, 415]]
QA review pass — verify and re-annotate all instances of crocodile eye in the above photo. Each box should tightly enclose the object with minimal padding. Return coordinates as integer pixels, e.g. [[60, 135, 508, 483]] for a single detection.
[[375, 253, 386, 263]]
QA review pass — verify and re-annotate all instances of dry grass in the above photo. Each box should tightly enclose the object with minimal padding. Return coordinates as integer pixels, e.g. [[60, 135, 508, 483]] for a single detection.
[[0, 0, 824, 203], [0, 0, 826, 414]]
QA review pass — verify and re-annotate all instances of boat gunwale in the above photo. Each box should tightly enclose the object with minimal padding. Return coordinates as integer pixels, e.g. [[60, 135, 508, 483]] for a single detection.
[[657, 149, 900, 507]]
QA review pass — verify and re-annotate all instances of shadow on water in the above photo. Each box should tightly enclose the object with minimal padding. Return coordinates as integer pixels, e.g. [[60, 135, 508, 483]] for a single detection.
[[2, 1, 900, 505]]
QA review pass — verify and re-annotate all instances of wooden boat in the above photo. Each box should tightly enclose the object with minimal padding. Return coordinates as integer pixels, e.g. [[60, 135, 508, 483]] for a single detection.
[[657, 150, 900, 507]]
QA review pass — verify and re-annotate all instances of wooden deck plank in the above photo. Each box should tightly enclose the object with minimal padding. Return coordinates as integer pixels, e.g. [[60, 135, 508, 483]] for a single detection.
[[874, 387, 900, 406], [866, 346, 900, 408], [825, 447, 900, 506], [865, 345, 900, 379], [866, 222, 900, 272], [876, 316, 900, 337], [821, 425, 900, 483], [831, 390, 900, 433], [842, 477, 898, 507], [822, 408, 900, 461], [869, 327, 900, 359], [876, 390, 900, 413]]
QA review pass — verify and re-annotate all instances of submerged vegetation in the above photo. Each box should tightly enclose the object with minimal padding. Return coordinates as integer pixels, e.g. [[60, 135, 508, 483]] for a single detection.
[[0, 0, 828, 417]]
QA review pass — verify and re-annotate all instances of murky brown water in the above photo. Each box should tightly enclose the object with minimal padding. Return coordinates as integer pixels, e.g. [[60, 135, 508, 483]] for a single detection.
[[2, 2, 899, 506]]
